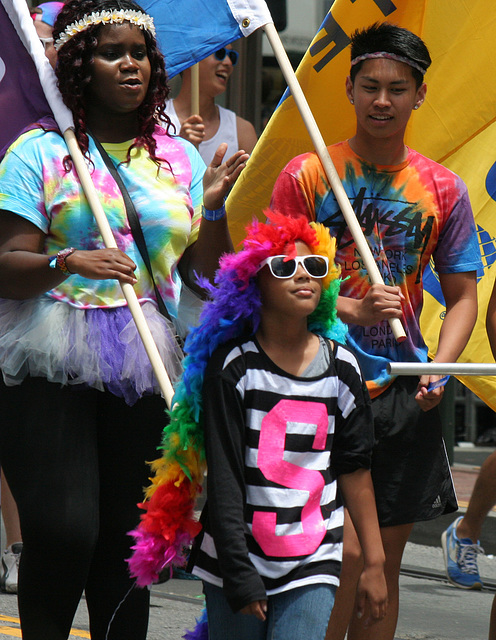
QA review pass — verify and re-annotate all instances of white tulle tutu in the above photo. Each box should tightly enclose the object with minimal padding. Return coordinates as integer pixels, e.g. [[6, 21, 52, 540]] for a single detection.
[[0, 296, 184, 405]]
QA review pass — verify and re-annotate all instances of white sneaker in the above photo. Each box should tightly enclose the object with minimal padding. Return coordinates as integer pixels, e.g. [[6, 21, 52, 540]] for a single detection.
[[0, 543, 22, 594]]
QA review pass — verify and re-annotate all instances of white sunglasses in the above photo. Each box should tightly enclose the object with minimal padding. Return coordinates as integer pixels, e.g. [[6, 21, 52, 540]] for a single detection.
[[258, 255, 329, 279]]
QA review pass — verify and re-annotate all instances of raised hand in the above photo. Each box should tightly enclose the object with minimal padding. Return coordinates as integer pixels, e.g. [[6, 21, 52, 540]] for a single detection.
[[202, 143, 249, 210]]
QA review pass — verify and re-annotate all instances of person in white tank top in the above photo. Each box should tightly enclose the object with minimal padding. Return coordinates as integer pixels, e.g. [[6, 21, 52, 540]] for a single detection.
[[164, 46, 257, 166]]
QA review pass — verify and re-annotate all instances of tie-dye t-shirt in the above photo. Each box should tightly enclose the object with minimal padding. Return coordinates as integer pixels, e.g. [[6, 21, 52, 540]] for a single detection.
[[271, 141, 481, 397], [0, 125, 205, 316]]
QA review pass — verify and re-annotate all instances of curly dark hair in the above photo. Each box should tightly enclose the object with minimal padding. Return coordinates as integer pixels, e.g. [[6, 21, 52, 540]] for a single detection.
[[53, 0, 172, 168]]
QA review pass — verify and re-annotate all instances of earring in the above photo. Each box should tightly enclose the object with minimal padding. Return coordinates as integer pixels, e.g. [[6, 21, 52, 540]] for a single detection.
[[350, 99, 354, 105], [413, 104, 419, 110]]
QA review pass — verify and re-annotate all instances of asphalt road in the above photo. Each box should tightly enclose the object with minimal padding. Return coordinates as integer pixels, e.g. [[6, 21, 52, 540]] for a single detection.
[[0, 541, 494, 639], [1, 446, 495, 639]]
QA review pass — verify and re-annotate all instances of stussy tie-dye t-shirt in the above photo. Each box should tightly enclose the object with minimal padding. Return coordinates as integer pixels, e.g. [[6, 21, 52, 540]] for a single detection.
[[0, 125, 204, 317], [271, 141, 481, 397]]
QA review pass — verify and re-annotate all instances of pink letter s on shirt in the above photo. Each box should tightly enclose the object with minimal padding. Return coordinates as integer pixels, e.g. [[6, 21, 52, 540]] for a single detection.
[[252, 399, 328, 557]]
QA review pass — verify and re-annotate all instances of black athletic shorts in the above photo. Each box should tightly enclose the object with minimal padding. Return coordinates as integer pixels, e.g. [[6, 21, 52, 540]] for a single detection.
[[370, 375, 457, 527]]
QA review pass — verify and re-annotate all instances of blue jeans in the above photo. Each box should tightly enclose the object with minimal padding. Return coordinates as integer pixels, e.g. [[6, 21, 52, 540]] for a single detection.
[[203, 581, 337, 640]]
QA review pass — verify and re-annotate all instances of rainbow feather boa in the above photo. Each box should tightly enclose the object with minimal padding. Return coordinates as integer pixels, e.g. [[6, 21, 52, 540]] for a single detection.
[[128, 211, 347, 586]]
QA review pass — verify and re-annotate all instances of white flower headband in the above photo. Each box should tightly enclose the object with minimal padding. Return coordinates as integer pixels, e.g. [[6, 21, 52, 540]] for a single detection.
[[54, 9, 156, 51]]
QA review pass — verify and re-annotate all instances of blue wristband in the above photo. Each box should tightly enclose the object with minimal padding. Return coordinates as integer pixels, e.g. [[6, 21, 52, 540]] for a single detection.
[[201, 204, 226, 221]]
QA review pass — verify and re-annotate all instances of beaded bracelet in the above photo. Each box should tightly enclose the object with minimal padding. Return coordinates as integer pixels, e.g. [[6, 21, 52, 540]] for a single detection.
[[48, 247, 76, 276], [201, 204, 226, 221]]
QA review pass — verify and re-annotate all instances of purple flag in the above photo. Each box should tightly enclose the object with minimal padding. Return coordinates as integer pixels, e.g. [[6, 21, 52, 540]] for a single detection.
[[0, 2, 52, 156]]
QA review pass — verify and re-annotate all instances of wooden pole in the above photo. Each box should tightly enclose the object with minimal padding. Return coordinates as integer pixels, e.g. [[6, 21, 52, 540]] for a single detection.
[[64, 129, 175, 408], [190, 63, 200, 115], [263, 22, 407, 343]]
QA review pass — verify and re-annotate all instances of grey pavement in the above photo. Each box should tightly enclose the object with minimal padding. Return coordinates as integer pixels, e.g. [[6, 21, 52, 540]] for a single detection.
[[395, 541, 496, 640], [1, 445, 496, 638], [410, 446, 496, 554], [0, 576, 205, 639], [2, 541, 494, 639]]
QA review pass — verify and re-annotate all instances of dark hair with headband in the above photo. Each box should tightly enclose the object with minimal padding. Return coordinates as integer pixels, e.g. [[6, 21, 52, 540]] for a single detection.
[[53, 0, 172, 168], [349, 22, 431, 89]]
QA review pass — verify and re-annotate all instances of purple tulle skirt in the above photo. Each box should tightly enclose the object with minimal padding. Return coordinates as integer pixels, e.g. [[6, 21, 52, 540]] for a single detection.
[[0, 297, 184, 405]]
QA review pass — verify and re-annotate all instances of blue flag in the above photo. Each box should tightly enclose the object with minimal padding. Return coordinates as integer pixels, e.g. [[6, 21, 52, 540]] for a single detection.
[[140, 0, 272, 78]]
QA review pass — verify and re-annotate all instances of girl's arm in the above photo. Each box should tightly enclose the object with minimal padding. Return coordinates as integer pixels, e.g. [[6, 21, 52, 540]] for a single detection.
[[202, 364, 267, 614], [338, 468, 388, 623], [0, 211, 136, 299]]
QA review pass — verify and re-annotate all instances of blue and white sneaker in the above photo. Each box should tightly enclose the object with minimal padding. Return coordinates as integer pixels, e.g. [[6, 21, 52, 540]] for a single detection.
[[441, 516, 484, 589]]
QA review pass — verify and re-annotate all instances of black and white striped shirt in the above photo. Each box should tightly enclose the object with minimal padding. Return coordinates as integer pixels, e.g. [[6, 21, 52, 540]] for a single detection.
[[192, 336, 373, 612]]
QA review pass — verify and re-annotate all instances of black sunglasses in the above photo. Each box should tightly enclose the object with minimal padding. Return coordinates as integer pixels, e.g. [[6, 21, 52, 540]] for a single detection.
[[258, 255, 329, 279], [214, 47, 239, 66]]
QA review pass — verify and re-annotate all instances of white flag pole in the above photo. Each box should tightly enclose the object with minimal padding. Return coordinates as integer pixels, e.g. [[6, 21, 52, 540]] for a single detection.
[[388, 362, 496, 376], [3, 0, 174, 407], [262, 21, 407, 343]]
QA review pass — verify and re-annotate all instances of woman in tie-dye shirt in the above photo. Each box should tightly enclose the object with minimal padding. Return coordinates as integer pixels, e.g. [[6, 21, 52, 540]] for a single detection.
[[0, 1, 248, 638]]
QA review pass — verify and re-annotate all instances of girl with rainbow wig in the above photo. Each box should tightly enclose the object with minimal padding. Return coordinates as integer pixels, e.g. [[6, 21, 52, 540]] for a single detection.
[[130, 211, 388, 639]]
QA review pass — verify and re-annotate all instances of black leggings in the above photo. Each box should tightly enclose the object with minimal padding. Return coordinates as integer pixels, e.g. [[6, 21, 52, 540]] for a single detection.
[[0, 376, 167, 640]]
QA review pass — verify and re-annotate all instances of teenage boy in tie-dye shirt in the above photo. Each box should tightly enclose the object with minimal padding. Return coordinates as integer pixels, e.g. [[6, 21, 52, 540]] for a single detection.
[[271, 22, 481, 640]]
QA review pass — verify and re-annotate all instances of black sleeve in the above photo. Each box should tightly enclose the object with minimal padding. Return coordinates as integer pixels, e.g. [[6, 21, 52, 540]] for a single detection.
[[202, 359, 267, 612], [330, 344, 375, 477]]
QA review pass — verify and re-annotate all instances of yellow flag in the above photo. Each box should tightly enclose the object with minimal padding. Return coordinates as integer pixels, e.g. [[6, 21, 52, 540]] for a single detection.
[[422, 123, 496, 410], [227, 0, 496, 409]]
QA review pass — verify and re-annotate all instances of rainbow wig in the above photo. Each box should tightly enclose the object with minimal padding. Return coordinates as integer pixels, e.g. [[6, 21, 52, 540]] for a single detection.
[[128, 210, 347, 586]]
